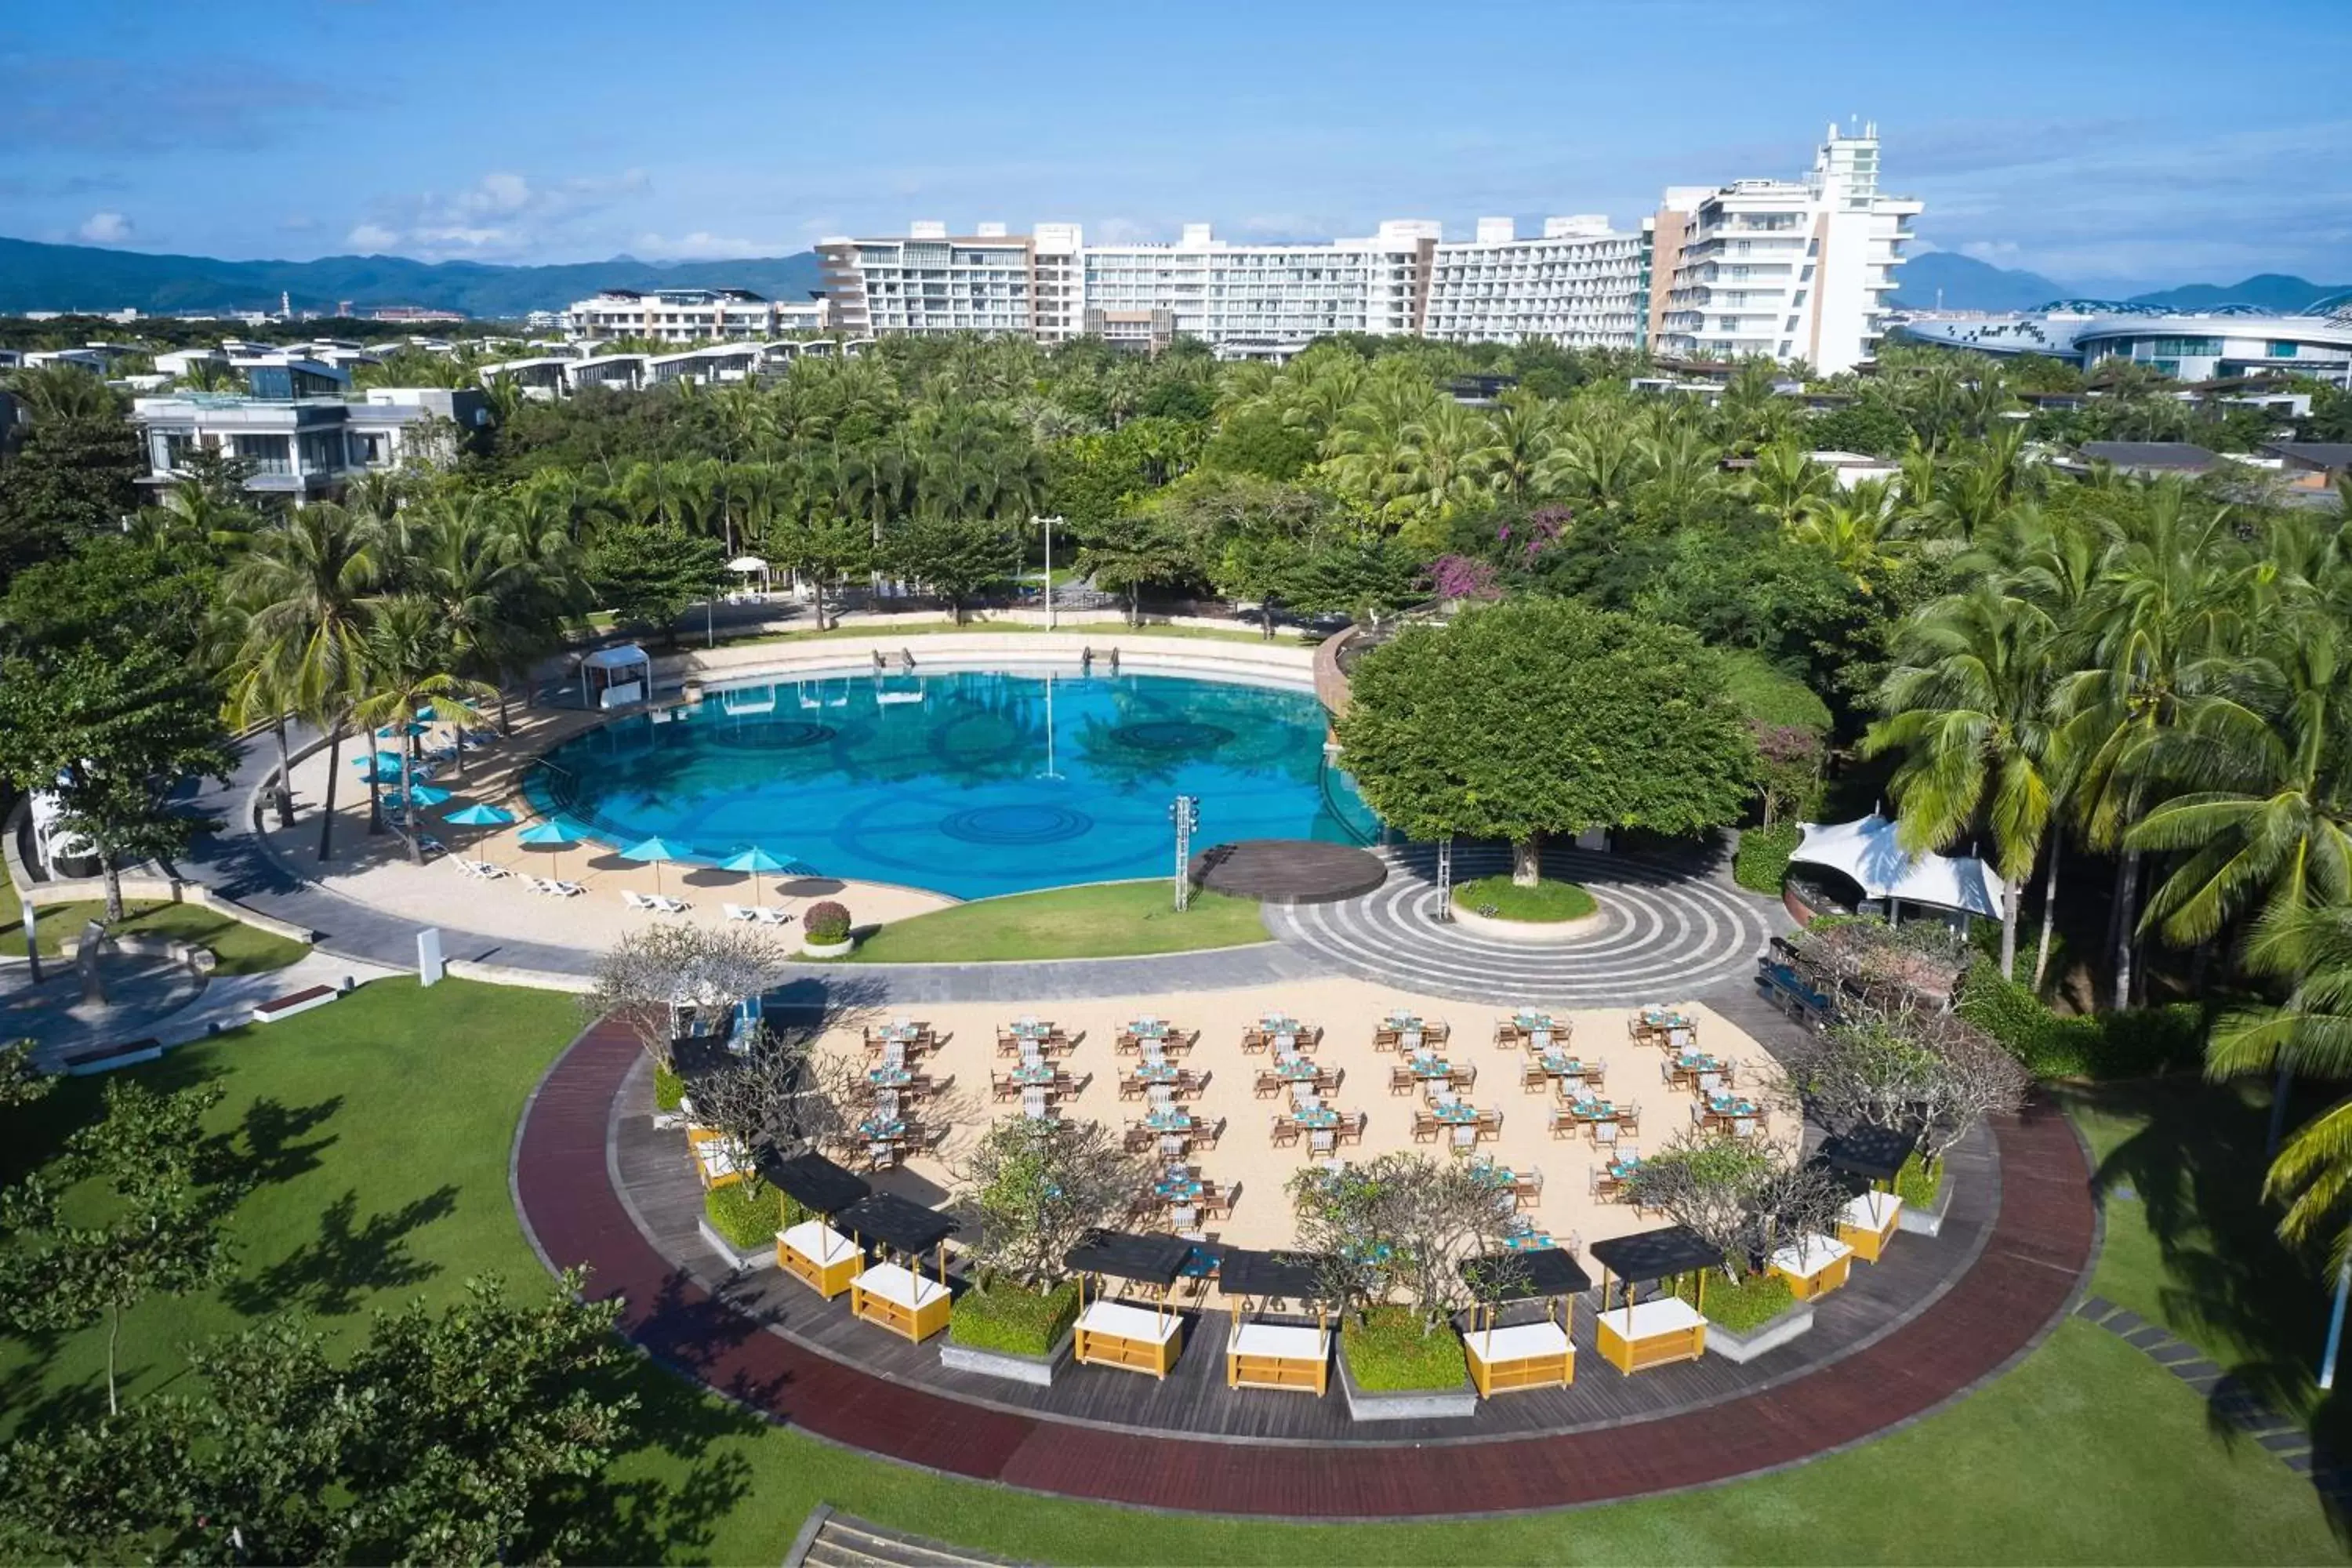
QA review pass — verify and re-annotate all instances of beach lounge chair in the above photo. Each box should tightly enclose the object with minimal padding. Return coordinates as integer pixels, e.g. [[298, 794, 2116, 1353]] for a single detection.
[[724, 903, 760, 922], [752, 906, 793, 926], [547, 879, 585, 897]]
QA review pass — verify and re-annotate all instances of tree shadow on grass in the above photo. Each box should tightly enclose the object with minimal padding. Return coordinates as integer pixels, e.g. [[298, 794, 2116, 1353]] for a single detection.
[[556, 1356, 763, 1565], [2060, 1077, 2352, 1534], [221, 1185, 458, 1319], [198, 1094, 343, 1190]]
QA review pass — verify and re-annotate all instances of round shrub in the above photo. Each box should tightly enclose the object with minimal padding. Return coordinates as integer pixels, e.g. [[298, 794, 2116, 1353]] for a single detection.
[[804, 901, 851, 942]]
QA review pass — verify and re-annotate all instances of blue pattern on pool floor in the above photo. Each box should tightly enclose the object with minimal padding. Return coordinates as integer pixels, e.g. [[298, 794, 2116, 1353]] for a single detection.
[[523, 669, 1380, 898]]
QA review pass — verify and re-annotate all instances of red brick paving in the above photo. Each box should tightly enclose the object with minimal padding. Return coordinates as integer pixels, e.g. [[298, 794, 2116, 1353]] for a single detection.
[[515, 1022, 2096, 1515]]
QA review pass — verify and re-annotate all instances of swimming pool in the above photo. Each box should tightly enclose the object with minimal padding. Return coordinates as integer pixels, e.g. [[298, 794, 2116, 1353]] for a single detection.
[[522, 668, 1381, 899]]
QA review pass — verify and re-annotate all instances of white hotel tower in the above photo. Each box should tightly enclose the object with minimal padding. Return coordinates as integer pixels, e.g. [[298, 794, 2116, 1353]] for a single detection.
[[817, 125, 1917, 372]]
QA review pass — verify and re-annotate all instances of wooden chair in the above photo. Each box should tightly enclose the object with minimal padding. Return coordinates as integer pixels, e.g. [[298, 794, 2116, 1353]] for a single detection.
[[1617, 1105, 1642, 1138], [1118, 1076, 1147, 1102], [1494, 1020, 1524, 1051], [1339, 1111, 1368, 1146], [1388, 1064, 1417, 1095], [1270, 1115, 1301, 1147], [1175, 1069, 1210, 1099], [1123, 1123, 1155, 1153], [1477, 1108, 1504, 1142], [1549, 1105, 1579, 1139], [1240, 1029, 1271, 1054], [1203, 1184, 1239, 1221], [1521, 1062, 1550, 1094], [1316, 1066, 1345, 1094], [1411, 1109, 1440, 1143], [989, 1072, 1018, 1102], [1590, 1167, 1624, 1202], [1253, 1070, 1282, 1099]]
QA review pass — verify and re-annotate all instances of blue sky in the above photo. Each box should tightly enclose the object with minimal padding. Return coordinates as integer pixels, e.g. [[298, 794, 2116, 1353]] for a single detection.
[[3, 0, 2347, 289]]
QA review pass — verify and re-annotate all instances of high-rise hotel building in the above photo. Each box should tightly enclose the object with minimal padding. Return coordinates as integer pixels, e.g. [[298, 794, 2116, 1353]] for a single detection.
[[816, 125, 1916, 372]]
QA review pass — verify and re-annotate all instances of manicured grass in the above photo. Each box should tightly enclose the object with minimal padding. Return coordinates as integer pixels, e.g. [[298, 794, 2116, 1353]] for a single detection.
[[0, 896, 310, 975], [848, 880, 1269, 963], [4, 986, 2339, 1563], [948, 1279, 1080, 1356], [705, 1178, 782, 1252], [1454, 874, 1596, 922], [1341, 1305, 1470, 1391], [1675, 1269, 1798, 1334]]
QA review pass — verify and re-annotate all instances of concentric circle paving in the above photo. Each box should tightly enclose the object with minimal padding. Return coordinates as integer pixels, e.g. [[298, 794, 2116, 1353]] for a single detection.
[[514, 1020, 2099, 1516], [1269, 843, 1780, 1007]]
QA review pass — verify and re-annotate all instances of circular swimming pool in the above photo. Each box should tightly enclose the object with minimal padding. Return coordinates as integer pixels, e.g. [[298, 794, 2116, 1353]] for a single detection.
[[521, 668, 1380, 899]]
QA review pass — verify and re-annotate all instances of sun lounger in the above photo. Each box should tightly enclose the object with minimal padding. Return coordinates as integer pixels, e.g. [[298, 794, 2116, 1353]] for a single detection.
[[622, 890, 691, 913], [724, 903, 760, 922], [752, 906, 793, 925]]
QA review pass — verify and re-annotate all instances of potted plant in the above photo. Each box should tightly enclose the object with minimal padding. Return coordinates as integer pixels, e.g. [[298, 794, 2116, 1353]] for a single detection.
[[801, 900, 855, 958], [1290, 1153, 1502, 1421], [939, 1118, 1149, 1386]]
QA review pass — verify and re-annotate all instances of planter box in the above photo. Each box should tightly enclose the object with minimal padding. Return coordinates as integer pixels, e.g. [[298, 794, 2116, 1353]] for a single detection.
[[253, 984, 337, 1024], [1704, 1301, 1816, 1364], [697, 1218, 779, 1275], [1446, 897, 1607, 944], [939, 1327, 1073, 1387], [801, 936, 855, 959], [1336, 1350, 1479, 1422], [1897, 1173, 1955, 1237]]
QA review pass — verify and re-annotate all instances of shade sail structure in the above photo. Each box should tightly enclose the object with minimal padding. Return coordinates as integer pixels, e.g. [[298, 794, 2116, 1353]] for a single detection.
[[1219, 1248, 1329, 1302], [726, 556, 769, 574], [760, 1150, 871, 1215], [1064, 1229, 1192, 1287], [1461, 1247, 1593, 1301], [1788, 814, 2006, 920], [1588, 1225, 1720, 1285], [1818, 1123, 1920, 1184], [835, 1192, 957, 1258]]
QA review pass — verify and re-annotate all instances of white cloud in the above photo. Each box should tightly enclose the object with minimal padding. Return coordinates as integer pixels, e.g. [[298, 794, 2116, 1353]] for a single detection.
[[347, 169, 652, 260], [632, 230, 779, 260], [345, 223, 401, 250], [1960, 240, 2023, 264], [76, 211, 132, 244]]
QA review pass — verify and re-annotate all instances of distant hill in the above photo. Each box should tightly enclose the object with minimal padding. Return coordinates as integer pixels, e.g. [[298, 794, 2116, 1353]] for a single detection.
[[1889, 252, 2071, 313], [2125, 274, 2351, 314], [0, 236, 823, 318]]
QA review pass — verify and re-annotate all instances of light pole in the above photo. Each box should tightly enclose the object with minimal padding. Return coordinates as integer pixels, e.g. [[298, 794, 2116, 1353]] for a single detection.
[[1033, 514, 1063, 630], [1170, 794, 1200, 913]]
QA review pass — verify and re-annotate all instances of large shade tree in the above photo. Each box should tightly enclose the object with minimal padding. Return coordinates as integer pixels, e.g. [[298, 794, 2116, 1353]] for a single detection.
[[1336, 597, 1756, 884]]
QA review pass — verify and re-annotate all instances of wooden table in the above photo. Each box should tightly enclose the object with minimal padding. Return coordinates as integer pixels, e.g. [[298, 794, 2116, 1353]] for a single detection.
[[851, 1261, 952, 1343], [1595, 1294, 1708, 1374], [776, 1219, 862, 1298], [1464, 1317, 1576, 1395], [1769, 1236, 1853, 1300], [1073, 1298, 1184, 1378], [1226, 1320, 1329, 1394]]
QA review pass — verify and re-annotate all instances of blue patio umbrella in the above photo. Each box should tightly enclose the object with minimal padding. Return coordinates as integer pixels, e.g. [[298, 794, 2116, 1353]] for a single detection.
[[720, 844, 789, 908], [619, 834, 695, 897], [445, 803, 515, 827], [353, 750, 405, 770], [376, 720, 430, 739], [516, 818, 578, 877], [402, 784, 452, 807]]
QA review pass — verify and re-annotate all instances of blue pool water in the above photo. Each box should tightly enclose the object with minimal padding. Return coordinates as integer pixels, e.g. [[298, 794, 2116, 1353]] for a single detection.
[[523, 668, 1380, 899]]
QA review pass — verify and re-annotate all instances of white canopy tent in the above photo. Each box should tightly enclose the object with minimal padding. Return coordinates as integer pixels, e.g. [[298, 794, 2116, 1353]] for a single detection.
[[1788, 813, 2006, 924], [581, 643, 652, 710]]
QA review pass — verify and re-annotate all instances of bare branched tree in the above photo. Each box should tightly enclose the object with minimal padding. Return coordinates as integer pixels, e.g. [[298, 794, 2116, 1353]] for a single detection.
[[1287, 1153, 1519, 1330], [583, 924, 789, 1068], [1747, 1162, 1853, 1273], [955, 1117, 1154, 1291], [1785, 996, 2027, 1174], [1623, 1131, 1777, 1278]]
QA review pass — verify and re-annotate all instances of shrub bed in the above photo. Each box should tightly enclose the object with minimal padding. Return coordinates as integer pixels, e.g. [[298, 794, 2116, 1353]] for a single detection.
[[948, 1278, 1080, 1356], [1733, 823, 1800, 895], [653, 1062, 685, 1112], [1895, 1151, 1944, 1210], [704, 1176, 782, 1252], [1955, 958, 2207, 1080], [1674, 1269, 1797, 1334], [1454, 875, 1595, 922], [803, 901, 852, 944], [1341, 1305, 1469, 1392]]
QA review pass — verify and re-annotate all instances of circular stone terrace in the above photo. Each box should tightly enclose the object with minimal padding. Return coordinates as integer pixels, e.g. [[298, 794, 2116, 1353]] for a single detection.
[[513, 1005, 2096, 1517]]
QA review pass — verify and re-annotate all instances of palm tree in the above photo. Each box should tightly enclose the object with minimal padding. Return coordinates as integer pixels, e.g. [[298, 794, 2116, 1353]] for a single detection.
[[1865, 580, 2062, 977], [2208, 901, 2352, 1264], [1742, 438, 1835, 530], [5, 362, 122, 422], [350, 597, 495, 866], [1485, 392, 1561, 502], [1791, 481, 1904, 593], [222, 505, 382, 862]]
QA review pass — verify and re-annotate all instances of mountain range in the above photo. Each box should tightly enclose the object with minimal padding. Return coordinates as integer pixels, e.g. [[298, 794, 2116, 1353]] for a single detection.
[[0, 236, 823, 318], [1891, 250, 2350, 316], [0, 233, 2343, 325]]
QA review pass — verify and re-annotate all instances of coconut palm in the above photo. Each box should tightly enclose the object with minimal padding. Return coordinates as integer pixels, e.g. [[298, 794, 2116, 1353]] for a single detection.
[[350, 597, 496, 866], [1742, 438, 1835, 531], [221, 504, 383, 861], [1865, 579, 2063, 977], [1790, 481, 1904, 593], [1484, 392, 1562, 502], [5, 362, 122, 422]]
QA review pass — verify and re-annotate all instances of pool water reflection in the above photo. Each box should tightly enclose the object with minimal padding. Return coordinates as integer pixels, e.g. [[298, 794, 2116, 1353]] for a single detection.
[[523, 669, 1380, 898]]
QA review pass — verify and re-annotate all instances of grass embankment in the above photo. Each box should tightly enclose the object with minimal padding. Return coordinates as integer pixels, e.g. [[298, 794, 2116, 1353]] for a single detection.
[[848, 880, 1269, 963], [0, 895, 309, 974], [2, 981, 2337, 1563], [1453, 874, 1596, 922]]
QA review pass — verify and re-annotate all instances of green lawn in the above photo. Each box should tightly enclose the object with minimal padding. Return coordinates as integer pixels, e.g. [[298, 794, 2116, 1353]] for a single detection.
[[847, 879, 1271, 963], [3, 983, 2340, 1564], [0, 895, 310, 974], [1455, 873, 1597, 921]]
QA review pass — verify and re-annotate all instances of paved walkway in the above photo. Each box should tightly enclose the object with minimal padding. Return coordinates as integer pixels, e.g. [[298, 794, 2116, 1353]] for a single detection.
[[513, 1017, 2100, 1515], [1267, 842, 1787, 1007]]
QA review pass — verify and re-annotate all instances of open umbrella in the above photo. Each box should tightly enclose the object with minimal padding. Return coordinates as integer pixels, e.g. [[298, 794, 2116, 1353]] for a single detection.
[[445, 802, 515, 858], [376, 721, 430, 739], [400, 784, 452, 808], [720, 845, 789, 909], [516, 818, 577, 878], [619, 834, 694, 898]]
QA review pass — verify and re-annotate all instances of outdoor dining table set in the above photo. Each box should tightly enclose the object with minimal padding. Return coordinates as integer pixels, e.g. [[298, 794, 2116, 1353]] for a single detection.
[[1630, 1005, 1700, 1050], [1589, 1150, 1646, 1203], [1372, 1012, 1450, 1052], [996, 1018, 1076, 1057], [1695, 1091, 1768, 1136], [1254, 1054, 1341, 1097], [1241, 1014, 1322, 1054], [1268, 1102, 1367, 1155], [1143, 1163, 1236, 1227], [1115, 1017, 1197, 1055], [1124, 1106, 1224, 1154], [1468, 1157, 1544, 1210], [1550, 1090, 1641, 1147], [863, 1019, 936, 1053], [1522, 1051, 1604, 1094], [1494, 1011, 1573, 1051], [1664, 1052, 1733, 1091], [1388, 1051, 1476, 1094], [1120, 1062, 1208, 1100], [1412, 1094, 1501, 1149]]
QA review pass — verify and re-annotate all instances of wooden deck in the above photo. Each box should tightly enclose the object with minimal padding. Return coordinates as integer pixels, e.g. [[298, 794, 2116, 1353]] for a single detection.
[[515, 1017, 2098, 1512], [1189, 839, 1388, 906], [613, 1052, 2000, 1443]]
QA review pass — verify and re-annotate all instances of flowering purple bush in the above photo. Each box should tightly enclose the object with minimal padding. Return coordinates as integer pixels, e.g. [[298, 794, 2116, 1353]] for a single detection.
[[1429, 554, 1502, 602], [1494, 506, 1572, 568]]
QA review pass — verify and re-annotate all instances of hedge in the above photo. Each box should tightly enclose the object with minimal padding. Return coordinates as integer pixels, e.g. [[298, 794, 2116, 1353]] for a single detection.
[[1733, 823, 1800, 895], [1342, 1305, 1470, 1391], [654, 1062, 685, 1112], [949, 1278, 1080, 1356], [704, 1176, 783, 1252], [1673, 1269, 1797, 1334], [1955, 957, 2207, 1080]]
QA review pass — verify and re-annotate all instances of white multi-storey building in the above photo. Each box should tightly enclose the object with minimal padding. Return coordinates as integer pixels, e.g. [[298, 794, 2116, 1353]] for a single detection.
[[1652, 123, 1920, 375], [564, 287, 829, 343], [1421, 216, 1650, 347]]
